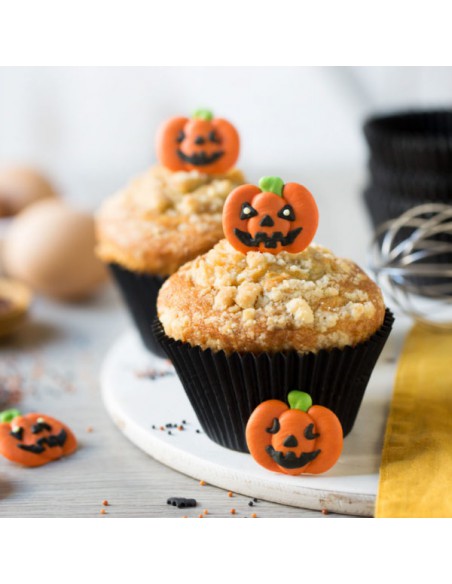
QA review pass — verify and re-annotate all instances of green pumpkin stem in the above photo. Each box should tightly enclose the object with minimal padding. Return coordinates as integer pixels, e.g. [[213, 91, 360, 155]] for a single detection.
[[192, 109, 214, 122], [0, 408, 21, 423], [287, 391, 312, 412], [259, 176, 284, 197]]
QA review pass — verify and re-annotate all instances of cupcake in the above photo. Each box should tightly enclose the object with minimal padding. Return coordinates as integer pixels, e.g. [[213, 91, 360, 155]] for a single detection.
[[155, 177, 393, 452], [96, 109, 244, 356]]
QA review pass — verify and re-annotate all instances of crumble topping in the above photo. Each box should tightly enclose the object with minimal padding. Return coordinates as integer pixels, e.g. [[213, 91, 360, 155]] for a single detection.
[[102, 165, 244, 223], [176, 239, 380, 333], [95, 165, 245, 273]]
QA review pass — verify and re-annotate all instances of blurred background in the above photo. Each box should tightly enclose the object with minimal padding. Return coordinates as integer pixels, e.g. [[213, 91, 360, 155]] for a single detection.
[[1, 67, 452, 209], [1, 66, 452, 289]]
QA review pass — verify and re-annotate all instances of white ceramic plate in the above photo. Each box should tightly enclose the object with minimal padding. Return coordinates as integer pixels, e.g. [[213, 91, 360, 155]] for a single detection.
[[101, 321, 407, 517]]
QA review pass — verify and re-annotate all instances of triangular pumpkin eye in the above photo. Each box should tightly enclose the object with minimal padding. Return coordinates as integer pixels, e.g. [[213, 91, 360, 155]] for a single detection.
[[32, 420, 52, 434], [277, 204, 295, 221], [304, 423, 320, 440], [240, 203, 258, 220], [265, 418, 280, 434], [10, 426, 23, 441], [209, 130, 221, 144]]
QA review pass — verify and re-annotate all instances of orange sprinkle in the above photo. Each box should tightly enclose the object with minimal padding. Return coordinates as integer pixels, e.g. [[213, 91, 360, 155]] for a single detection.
[[102, 500, 109, 507], [199, 514, 203, 518], [199, 480, 206, 486], [251, 513, 257, 518], [230, 508, 236, 515], [203, 509, 208, 515], [100, 509, 106, 515], [86, 426, 93, 433], [182, 516, 188, 518], [178, 425, 184, 431], [321, 508, 329, 515], [160, 426, 165, 431], [228, 491, 233, 497]]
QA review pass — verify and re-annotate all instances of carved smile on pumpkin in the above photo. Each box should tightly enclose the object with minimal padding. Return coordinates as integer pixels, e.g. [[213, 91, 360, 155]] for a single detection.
[[233, 226, 302, 249], [177, 149, 224, 167], [265, 444, 321, 469]]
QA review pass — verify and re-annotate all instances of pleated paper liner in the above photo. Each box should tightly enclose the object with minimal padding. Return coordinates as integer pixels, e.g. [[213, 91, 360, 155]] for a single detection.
[[363, 185, 452, 227], [109, 263, 167, 358], [364, 110, 452, 173], [153, 309, 394, 453], [368, 160, 452, 201]]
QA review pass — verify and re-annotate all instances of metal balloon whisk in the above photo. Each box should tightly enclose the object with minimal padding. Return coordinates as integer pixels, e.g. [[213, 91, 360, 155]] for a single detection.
[[369, 203, 452, 329]]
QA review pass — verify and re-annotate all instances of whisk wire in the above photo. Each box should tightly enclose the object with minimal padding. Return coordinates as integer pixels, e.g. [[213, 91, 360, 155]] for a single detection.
[[369, 203, 452, 329]]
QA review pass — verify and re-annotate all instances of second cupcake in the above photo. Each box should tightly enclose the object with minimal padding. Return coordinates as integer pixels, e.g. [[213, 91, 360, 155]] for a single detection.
[[96, 109, 244, 356]]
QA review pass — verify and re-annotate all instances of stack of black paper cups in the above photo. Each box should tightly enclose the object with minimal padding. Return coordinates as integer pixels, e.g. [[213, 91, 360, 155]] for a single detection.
[[363, 109, 452, 227], [363, 109, 452, 290]]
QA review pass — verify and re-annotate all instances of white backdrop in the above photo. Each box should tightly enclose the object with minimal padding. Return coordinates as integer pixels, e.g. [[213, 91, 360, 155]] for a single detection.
[[0, 67, 451, 209]]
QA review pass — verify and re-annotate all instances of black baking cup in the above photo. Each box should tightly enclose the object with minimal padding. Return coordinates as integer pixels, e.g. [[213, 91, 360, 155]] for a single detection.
[[109, 263, 167, 358], [363, 186, 427, 228], [153, 309, 394, 452], [364, 110, 452, 173], [368, 159, 452, 202]]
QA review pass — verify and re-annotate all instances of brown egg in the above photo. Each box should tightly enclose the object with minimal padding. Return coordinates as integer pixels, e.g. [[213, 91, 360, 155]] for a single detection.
[[2, 200, 108, 300], [0, 166, 58, 218]]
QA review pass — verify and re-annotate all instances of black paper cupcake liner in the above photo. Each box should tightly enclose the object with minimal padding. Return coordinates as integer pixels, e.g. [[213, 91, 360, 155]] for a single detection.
[[364, 110, 452, 173], [109, 263, 167, 358], [363, 186, 423, 228], [364, 185, 452, 229], [153, 309, 394, 452], [368, 160, 452, 201]]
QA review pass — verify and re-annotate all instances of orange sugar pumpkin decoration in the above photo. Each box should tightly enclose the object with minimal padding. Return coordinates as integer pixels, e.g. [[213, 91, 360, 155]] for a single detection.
[[246, 391, 343, 476], [0, 410, 77, 467], [223, 176, 319, 255], [156, 109, 240, 175]]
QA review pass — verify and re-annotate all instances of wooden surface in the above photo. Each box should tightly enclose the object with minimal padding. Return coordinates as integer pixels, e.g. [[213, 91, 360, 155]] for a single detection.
[[0, 285, 352, 518]]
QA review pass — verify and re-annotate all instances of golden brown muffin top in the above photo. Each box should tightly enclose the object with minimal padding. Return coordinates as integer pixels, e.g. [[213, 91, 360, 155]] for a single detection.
[[95, 165, 245, 276], [157, 239, 386, 354]]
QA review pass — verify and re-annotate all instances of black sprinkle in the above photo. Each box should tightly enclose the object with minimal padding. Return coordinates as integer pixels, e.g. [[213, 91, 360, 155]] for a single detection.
[[196, 429, 201, 434], [152, 425, 156, 429], [248, 501, 254, 507], [165, 423, 172, 428], [167, 497, 197, 509], [168, 431, 172, 435], [253, 498, 258, 503], [182, 420, 187, 424]]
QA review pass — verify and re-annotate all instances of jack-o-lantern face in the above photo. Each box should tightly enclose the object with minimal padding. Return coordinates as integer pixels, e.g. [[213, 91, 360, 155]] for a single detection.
[[246, 391, 343, 476], [0, 411, 77, 467], [156, 109, 240, 174], [223, 177, 319, 255]]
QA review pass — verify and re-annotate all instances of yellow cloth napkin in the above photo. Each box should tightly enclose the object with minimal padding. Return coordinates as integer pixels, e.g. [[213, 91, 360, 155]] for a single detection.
[[376, 324, 452, 518]]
